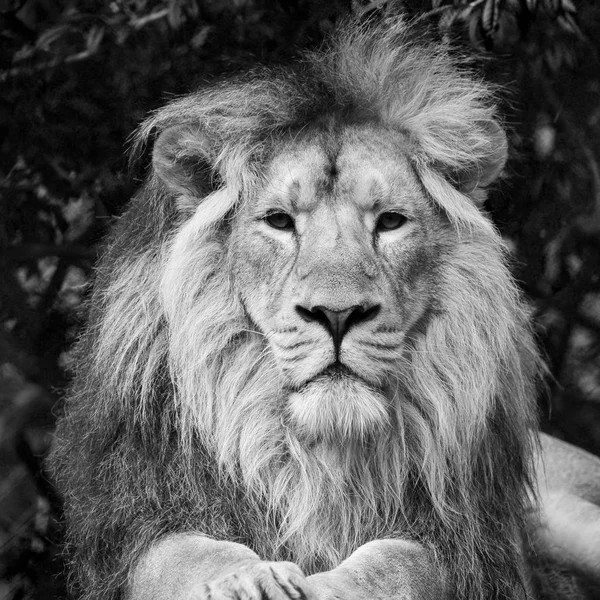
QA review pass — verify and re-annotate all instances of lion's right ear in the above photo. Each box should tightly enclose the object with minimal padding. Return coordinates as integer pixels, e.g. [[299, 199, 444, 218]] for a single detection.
[[445, 120, 508, 205], [153, 124, 216, 207]]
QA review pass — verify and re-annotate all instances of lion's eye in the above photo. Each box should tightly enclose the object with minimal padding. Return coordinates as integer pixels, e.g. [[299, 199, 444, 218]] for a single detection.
[[265, 212, 294, 230], [377, 212, 406, 231]]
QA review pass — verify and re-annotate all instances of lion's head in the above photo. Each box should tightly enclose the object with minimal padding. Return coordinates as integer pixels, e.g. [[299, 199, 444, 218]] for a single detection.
[[53, 18, 543, 600]]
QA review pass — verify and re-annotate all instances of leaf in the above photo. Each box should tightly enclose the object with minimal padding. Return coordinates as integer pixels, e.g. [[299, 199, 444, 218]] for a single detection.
[[560, 0, 577, 14], [85, 26, 105, 53], [167, 0, 183, 29], [524, 0, 538, 14], [35, 25, 70, 52], [190, 25, 212, 49], [544, 0, 561, 13], [559, 15, 581, 38]]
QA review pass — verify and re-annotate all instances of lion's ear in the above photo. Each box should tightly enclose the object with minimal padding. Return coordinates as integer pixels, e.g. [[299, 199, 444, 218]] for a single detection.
[[445, 120, 508, 205], [153, 124, 216, 207]]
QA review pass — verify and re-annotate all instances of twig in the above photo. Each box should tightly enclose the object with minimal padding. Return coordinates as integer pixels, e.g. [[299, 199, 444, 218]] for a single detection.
[[353, 0, 388, 17], [130, 8, 169, 29], [413, 0, 485, 24], [0, 45, 100, 82]]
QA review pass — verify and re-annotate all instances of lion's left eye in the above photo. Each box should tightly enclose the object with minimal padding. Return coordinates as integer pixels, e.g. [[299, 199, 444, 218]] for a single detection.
[[265, 212, 294, 230], [377, 212, 406, 231]]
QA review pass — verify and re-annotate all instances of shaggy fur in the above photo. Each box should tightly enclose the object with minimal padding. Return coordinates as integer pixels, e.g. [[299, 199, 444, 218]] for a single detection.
[[50, 17, 542, 600]]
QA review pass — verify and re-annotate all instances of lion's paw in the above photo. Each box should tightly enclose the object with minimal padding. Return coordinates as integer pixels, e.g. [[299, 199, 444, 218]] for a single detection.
[[194, 560, 317, 600]]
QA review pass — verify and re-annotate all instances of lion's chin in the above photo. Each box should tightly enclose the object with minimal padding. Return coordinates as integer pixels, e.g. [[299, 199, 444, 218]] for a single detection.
[[286, 374, 389, 443]]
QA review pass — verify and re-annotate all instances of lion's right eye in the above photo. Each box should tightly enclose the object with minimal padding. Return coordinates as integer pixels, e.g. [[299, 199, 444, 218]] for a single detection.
[[265, 212, 294, 230], [377, 211, 407, 232]]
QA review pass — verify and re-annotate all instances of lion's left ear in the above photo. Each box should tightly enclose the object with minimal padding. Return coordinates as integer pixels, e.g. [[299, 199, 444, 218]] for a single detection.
[[445, 120, 508, 205], [153, 124, 217, 209]]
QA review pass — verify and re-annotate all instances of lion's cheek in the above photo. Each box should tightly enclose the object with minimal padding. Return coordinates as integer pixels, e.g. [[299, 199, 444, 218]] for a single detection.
[[230, 240, 293, 327], [339, 345, 398, 387], [274, 346, 333, 389]]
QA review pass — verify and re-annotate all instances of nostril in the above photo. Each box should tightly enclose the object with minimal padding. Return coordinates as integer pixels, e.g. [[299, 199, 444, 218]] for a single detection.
[[295, 305, 325, 324], [295, 303, 381, 347], [360, 304, 381, 323], [343, 304, 381, 336]]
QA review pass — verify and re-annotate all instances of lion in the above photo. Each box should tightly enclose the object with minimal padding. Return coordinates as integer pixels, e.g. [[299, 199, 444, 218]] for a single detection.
[[49, 16, 600, 600]]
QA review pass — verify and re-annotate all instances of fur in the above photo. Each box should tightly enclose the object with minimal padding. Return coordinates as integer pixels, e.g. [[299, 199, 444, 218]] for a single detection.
[[50, 17, 542, 600]]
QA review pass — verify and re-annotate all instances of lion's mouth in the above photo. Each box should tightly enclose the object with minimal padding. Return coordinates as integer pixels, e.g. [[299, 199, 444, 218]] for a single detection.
[[311, 361, 364, 385], [286, 361, 390, 441], [292, 360, 381, 392]]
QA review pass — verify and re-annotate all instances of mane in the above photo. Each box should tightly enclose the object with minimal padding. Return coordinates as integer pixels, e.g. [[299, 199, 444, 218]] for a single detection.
[[159, 199, 540, 592], [131, 17, 501, 221], [50, 17, 542, 600]]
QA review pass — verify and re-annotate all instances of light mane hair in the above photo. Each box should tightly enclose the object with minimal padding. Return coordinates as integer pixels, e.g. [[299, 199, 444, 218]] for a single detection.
[[51, 17, 542, 600]]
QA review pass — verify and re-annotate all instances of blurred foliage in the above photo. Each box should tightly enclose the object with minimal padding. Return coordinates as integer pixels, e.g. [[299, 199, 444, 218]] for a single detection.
[[0, 0, 599, 597]]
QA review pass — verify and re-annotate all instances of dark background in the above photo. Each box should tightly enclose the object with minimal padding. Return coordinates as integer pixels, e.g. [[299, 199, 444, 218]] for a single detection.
[[1, 0, 599, 598]]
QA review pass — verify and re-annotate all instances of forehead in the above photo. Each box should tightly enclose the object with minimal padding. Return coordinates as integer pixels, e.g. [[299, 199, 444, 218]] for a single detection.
[[261, 124, 425, 211]]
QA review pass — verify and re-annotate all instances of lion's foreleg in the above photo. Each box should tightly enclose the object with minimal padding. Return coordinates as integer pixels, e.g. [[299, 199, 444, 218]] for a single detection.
[[129, 534, 317, 600], [307, 539, 447, 600], [534, 490, 600, 583]]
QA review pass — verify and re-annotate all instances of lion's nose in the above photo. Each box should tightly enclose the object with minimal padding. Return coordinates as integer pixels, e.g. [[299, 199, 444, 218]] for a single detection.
[[295, 303, 381, 348]]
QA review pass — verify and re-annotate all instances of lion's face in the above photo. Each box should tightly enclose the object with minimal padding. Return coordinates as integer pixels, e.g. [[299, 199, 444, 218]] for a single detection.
[[229, 124, 454, 442]]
